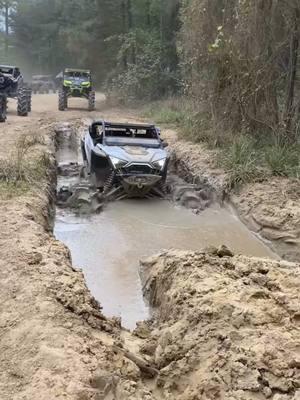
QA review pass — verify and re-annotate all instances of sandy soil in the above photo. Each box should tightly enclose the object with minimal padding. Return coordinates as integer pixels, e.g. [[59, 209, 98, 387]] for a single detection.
[[1, 94, 300, 400], [0, 95, 159, 400], [164, 131, 300, 261], [141, 249, 300, 400]]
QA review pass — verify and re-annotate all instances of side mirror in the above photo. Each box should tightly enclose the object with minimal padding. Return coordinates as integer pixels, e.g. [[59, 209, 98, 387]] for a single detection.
[[162, 141, 168, 148]]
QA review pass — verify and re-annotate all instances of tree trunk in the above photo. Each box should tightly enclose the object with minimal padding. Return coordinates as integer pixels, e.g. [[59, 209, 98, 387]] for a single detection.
[[126, 0, 136, 64], [285, 8, 300, 140], [121, 0, 127, 69], [5, 2, 9, 56], [146, 0, 151, 28], [160, 0, 163, 45]]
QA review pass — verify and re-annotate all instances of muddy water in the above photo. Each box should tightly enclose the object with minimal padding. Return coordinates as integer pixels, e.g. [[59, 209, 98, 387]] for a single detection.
[[54, 124, 275, 329], [55, 197, 275, 330]]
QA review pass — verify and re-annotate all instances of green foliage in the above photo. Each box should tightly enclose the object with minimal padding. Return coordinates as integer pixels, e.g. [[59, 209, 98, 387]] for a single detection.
[[179, 0, 300, 144], [107, 0, 180, 100], [265, 145, 300, 177], [221, 136, 263, 188], [8, 0, 180, 93], [109, 30, 167, 100], [146, 107, 184, 124]]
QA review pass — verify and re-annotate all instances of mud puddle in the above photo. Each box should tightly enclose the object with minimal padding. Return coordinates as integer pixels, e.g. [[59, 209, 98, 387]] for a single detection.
[[54, 122, 276, 330], [55, 197, 275, 329]]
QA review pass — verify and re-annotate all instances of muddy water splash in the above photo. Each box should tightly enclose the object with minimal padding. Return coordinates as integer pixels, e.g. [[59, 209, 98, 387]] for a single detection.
[[54, 122, 276, 330]]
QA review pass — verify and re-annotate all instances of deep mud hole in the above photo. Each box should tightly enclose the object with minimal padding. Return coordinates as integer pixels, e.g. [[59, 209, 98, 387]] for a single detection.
[[54, 121, 276, 329]]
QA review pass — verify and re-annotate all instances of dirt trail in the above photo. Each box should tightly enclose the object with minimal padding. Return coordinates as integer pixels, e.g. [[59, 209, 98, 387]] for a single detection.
[[0, 94, 300, 400]]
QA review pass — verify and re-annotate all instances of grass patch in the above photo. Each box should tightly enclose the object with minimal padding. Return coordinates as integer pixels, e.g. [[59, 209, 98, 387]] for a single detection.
[[0, 133, 50, 199], [144, 97, 300, 189], [264, 144, 300, 177], [220, 136, 265, 189], [0, 181, 30, 200], [220, 137, 300, 189], [143, 97, 187, 125], [143, 98, 230, 147]]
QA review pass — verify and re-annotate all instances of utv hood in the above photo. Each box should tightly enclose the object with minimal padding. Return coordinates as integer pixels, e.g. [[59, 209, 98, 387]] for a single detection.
[[97, 144, 167, 164]]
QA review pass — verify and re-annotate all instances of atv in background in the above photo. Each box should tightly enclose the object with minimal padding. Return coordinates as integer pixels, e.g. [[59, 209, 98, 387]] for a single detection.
[[58, 68, 95, 111], [0, 91, 7, 122], [31, 75, 56, 94], [0, 65, 32, 122]]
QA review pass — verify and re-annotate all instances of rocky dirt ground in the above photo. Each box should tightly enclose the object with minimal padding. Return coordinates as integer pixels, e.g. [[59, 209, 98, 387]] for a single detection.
[[141, 249, 300, 400], [0, 94, 300, 400], [164, 131, 300, 262]]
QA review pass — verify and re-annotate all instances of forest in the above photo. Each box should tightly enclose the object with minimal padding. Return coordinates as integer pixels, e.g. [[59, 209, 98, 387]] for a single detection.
[[1, 0, 300, 182]]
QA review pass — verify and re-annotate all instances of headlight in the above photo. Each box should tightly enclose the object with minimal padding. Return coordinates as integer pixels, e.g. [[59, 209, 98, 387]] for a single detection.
[[81, 81, 90, 86], [63, 80, 72, 85], [110, 156, 127, 169], [153, 158, 166, 170]]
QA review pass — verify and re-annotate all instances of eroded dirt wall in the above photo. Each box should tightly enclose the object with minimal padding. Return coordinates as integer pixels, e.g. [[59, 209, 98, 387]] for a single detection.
[[141, 249, 300, 400]]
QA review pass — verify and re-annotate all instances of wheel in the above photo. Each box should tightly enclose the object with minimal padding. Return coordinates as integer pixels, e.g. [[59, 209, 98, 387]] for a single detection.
[[58, 89, 67, 111], [17, 88, 29, 116], [81, 139, 87, 161], [157, 180, 168, 196], [88, 90, 95, 111], [26, 88, 32, 112], [0, 96, 7, 122], [79, 165, 89, 179]]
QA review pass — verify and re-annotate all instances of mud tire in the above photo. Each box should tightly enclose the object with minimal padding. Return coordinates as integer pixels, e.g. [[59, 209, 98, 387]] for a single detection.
[[26, 89, 32, 112], [88, 91, 95, 111], [17, 88, 29, 116], [81, 139, 87, 161], [79, 165, 88, 179], [0, 97, 7, 122], [90, 172, 100, 189], [158, 181, 168, 196], [58, 90, 67, 111]]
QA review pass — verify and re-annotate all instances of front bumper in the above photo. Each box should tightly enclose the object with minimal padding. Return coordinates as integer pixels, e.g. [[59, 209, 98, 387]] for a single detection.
[[120, 174, 162, 196]]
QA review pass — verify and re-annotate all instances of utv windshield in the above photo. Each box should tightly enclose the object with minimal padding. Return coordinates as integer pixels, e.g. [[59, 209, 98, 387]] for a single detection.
[[64, 71, 90, 79], [103, 126, 161, 148], [0, 66, 14, 75]]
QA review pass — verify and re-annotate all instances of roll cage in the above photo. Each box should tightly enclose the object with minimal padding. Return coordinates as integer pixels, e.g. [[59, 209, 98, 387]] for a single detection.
[[0, 65, 21, 79], [89, 120, 160, 144]]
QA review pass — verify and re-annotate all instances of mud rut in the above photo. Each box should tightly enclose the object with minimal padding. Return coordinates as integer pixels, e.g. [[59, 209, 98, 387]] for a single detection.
[[53, 121, 275, 329]]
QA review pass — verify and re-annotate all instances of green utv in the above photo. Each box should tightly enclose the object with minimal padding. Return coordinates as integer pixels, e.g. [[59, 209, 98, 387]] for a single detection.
[[58, 68, 95, 111]]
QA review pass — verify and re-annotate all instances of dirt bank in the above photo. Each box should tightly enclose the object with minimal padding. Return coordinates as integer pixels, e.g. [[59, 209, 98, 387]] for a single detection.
[[141, 249, 300, 400], [0, 96, 160, 399], [164, 131, 300, 261]]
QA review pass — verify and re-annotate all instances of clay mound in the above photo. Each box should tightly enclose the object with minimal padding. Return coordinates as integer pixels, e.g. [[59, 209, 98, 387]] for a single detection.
[[141, 249, 300, 400]]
